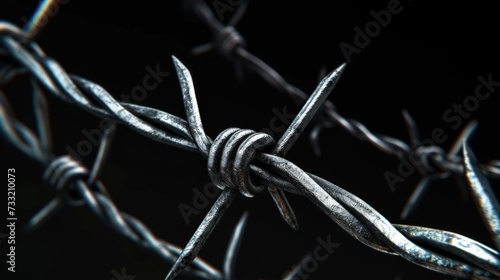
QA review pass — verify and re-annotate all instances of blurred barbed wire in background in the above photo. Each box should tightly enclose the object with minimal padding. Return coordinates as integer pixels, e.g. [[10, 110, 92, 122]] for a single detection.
[[1, 1, 499, 279]]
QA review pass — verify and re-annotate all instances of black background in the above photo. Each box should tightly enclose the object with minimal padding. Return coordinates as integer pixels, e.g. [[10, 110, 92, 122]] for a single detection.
[[1, 0, 499, 279]]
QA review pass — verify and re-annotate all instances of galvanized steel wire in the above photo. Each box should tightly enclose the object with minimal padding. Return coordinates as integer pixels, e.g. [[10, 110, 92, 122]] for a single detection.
[[1, 3, 500, 280]]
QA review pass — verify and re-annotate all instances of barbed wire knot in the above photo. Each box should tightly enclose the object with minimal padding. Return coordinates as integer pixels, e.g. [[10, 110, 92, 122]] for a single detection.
[[43, 155, 98, 207], [213, 26, 246, 60], [412, 145, 448, 176], [208, 128, 275, 197]]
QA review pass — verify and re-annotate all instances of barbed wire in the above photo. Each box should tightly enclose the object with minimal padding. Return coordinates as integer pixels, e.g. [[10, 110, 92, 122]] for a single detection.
[[0, 57, 221, 280], [1, 20, 500, 280], [0, 20, 302, 279], [183, 0, 500, 221]]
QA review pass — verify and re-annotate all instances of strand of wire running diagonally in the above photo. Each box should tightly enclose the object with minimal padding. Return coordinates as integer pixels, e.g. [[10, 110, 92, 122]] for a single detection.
[[0, 23, 198, 152], [0, 78, 221, 280], [184, 0, 500, 220], [1, 22, 500, 279], [0, 21, 299, 232], [463, 144, 500, 249], [166, 58, 500, 280], [165, 56, 345, 280], [0, 72, 253, 280]]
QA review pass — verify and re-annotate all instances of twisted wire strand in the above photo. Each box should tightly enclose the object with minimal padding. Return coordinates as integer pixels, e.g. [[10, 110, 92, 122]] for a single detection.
[[184, 0, 500, 219], [0, 79, 222, 279], [0, 20, 298, 279], [165, 57, 346, 280], [256, 154, 500, 278], [1, 21, 500, 279], [463, 144, 500, 250], [165, 57, 500, 279], [0, 24, 198, 152]]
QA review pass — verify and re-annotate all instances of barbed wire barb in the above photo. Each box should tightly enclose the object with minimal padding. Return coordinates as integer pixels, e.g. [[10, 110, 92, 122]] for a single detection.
[[184, 0, 500, 225], [0, 61, 223, 279], [1, 4, 500, 278], [400, 119, 479, 219], [176, 55, 300, 231], [283, 253, 313, 280], [463, 142, 500, 250], [165, 57, 346, 280], [223, 211, 248, 280]]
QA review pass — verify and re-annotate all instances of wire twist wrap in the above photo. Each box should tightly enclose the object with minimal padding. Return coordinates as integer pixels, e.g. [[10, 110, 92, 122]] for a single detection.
[[208, 128, 275, 197]]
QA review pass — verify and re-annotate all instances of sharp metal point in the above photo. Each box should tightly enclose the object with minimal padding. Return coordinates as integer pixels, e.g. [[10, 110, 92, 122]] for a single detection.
[[167, 59, 346, 277], [165, 189, 237, 280], [447, 120, 479, 203], [268, 62, 346, 230], [400, 177, 430, 220], [172, 55, 212, 157], [227, 0, 248, 27], [283, 253, 313, 280], [272, 63, 346, 157], [448, 120, 478, 157], [88, 123, 116, 184], [223, 211, 249, 280], [23, 197, 63, 234], [463, 142, 500, 249], [167, 57, 235, 280], [4, 20, 500, 278], [268, 187, 299, 231], [402, 109, 420, 149]]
